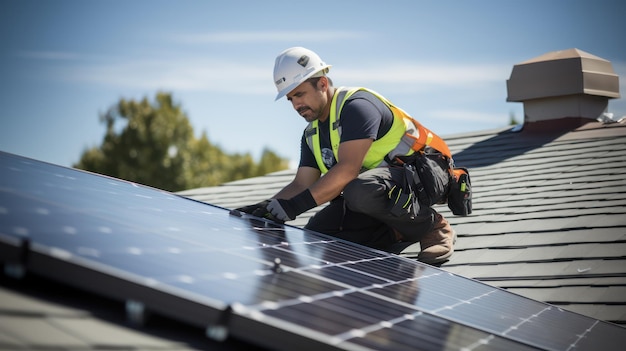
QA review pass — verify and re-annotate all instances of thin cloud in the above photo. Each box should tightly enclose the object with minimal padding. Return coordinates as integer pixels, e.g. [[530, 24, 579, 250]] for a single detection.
[[55, 54, 517, 98], [15, 50, 80, 60], [173, 30, 365, 44], [60, 57, 270, 93], [337, 62, 511, 87]]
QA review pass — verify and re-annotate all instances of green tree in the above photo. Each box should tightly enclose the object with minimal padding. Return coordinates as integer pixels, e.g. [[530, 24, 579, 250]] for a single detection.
[[74, 92, 288, 191], [509, 110, 521, 125]]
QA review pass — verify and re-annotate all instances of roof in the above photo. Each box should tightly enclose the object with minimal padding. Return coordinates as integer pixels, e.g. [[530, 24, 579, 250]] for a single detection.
[[7, 150, 626, 350], [1, 122, 624, 350], [179, 118, 626, 326]]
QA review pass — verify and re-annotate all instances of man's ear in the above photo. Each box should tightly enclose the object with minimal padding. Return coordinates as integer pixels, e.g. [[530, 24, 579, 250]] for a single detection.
[[319, 76, 328, 91]]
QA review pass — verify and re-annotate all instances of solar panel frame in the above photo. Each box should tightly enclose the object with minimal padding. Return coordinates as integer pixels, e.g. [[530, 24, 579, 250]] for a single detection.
[[1, 151, 625, 351]]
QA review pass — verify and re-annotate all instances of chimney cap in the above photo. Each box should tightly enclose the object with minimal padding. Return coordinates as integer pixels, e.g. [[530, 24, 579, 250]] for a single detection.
[[507, 48, 620, 102], [520, 48, 605, 64]]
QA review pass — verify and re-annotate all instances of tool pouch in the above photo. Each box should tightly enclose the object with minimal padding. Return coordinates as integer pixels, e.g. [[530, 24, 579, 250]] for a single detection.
[[413, 152, 449, 206], [388, 151, 450, 217], [447, 167, 472, 216]]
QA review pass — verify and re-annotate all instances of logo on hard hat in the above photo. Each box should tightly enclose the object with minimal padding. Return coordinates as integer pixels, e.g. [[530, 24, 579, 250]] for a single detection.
[[297, 55, 309, 67]]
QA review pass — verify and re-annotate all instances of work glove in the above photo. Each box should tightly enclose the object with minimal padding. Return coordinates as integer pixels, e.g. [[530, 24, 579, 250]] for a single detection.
[[235, 200, 274, 218], [267, 189, 317, 222]]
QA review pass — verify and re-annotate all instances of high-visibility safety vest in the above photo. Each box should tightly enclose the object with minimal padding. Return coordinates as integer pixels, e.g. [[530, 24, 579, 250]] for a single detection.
[[305, 87, 452, 174]]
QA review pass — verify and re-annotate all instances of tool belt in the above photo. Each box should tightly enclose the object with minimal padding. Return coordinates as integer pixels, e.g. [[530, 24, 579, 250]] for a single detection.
[[388, 150, 472, 217], [448, 167, 472, 216]]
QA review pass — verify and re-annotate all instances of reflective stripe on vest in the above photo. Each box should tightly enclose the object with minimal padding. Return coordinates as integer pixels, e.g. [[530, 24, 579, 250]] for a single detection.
[[305, 87, 451, 174]]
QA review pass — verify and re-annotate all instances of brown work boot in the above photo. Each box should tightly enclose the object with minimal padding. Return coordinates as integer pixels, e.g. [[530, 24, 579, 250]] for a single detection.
[[418, 213, 456, 264]]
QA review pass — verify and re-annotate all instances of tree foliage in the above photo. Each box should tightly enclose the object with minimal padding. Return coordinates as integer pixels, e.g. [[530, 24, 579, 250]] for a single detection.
[[509, 111, 521, 126], [74, 92, 288, 192]]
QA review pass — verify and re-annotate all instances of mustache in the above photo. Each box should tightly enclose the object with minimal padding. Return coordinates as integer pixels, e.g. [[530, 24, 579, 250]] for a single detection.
[[296, 106, 310, 114]]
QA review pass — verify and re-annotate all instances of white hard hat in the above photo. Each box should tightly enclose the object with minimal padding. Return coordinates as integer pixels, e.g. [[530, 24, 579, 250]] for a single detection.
[[273, 47, 331, 101]]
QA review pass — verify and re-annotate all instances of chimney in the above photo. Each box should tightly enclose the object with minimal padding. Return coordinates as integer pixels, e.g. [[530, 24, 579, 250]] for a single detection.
[[506, 48, 620, 131]]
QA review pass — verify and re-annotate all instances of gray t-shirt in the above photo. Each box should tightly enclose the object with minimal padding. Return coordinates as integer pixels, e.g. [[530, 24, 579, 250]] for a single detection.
[[299, 90, 394, 170]]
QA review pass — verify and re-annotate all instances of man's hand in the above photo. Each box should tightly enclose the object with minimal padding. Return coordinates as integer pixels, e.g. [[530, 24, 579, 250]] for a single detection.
[[267, 199, 298, 221], [234, 200, 285, 223], [267, 189, 318, 222], [235, 200, 270, 216]]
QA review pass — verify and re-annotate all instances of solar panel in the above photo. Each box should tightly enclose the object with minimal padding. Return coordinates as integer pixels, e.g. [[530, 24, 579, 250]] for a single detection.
[[1, 151, 625, 350]]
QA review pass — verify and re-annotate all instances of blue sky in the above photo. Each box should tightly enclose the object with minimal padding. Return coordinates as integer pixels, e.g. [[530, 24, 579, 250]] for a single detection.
[[1, 0, 624, 169]]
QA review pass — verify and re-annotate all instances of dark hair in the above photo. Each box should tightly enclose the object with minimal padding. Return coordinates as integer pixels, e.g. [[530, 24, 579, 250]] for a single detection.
[[307, 76, 333, 89]]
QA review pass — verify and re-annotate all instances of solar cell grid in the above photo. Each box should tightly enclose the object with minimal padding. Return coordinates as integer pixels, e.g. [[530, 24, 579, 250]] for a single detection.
[[1, 151, 625, 351], [347, 316, 539, 351]]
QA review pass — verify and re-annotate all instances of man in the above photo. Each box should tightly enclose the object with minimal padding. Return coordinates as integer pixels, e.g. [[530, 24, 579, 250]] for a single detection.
[[237, 47, 456, 264]]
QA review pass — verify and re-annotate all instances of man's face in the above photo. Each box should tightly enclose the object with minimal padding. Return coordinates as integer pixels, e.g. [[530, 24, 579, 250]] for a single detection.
[[286, 78, 328, 123]]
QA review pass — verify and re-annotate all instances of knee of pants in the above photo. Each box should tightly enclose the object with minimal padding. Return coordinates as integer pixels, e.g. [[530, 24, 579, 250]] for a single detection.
[[343, 178, 387, 213]]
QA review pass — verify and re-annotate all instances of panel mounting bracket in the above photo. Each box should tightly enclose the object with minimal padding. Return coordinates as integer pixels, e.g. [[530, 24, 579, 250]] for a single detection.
[[206, 305, 233, 342], [4, 238, 30, 280], [126, 299, 149, 326]]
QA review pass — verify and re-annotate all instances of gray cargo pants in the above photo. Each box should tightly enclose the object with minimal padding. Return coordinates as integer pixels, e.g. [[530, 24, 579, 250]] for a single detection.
[[305, 166, 440, 252]]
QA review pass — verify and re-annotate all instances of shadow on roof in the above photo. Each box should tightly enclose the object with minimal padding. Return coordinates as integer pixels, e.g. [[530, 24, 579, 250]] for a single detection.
[[452, 125, 573, 168]]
